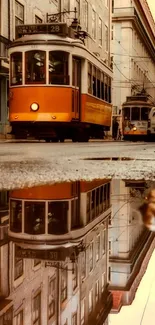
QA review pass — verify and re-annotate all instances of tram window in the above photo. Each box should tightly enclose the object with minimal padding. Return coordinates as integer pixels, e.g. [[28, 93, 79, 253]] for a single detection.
[[24, 202, 45, 234], [10, 200, 22, 233], [48, 201, 68, 234], [25, 51, 46, 84], [96, 187, 100, 216], [91, 190, 96, 219], [101, 73, 105, 100], [87, 192, 91, 223], [131, 106, 140, 120], [71, 199, 81, 229], [141, 107, 149, 120], [88, 63, 92, 94], [105, 75, 108, 101], [108, 78, 111, 103], [123, 107, 130, 120], [49, 51, 69, 85], [10, 52, 22, 86], [93, 67, 97, 96], [99, 186, 104, 213], [97, 70, 101, 99]]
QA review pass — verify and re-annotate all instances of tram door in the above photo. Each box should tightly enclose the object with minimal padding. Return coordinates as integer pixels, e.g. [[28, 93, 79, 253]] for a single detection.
[[72, 57, 81, 120]]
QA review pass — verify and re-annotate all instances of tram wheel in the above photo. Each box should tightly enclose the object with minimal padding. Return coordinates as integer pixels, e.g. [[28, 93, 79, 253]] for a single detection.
[[45, 138, 51, 143], [52, 138, 59, 143], [59, 136, 65, 143]]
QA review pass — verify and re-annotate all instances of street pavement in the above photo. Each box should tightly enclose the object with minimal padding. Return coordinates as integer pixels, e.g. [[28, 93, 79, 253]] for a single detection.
[[0, 141, 155, 190]]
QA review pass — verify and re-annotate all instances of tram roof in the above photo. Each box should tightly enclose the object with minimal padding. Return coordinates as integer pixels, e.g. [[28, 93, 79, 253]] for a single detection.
[[10, 34, 84, 47], [122, 100, 153, 106]]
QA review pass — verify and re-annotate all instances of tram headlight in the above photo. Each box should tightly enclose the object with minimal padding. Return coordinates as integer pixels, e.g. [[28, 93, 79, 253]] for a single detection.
[[30, 103, 39, 111], [133, 127, 137, 131]]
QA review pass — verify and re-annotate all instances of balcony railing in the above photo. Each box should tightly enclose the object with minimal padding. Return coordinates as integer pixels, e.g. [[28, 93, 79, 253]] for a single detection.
[[113, 7, 135, 16]]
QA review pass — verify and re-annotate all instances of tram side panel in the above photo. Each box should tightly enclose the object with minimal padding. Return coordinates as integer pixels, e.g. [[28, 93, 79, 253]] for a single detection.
[[81, 94, 112, 137]]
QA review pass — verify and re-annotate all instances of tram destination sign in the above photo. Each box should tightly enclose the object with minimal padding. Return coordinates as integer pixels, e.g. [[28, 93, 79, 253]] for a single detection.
[[15, 246, 74, 262], [16, 23, 68, 39]]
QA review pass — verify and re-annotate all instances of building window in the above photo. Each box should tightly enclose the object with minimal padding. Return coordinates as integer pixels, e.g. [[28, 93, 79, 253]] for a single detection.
[[72, 312, 77, 325], [108, 266, 111, 282], [14, 245, 23, 280], [96, 235, 100, 262], [72, 263, 78, 291], [111, 25, 114, 40], [75, 0, 80, 21], [112, 0, 114, 12], [33, 292, 41, 325], [88, 289, 93, 314], [86, 192, 91, 223], [48, 201, 68, 234], [64, 320, 68, 325], [92, 9, 96, 39], [109, 241, 112, 255], [15, 1, 24, 25], [61, 267, 68, 302], [15, 310, 23, 325], [25, 51, 46, 84], [83, 0, 88, 31], [105, 25, 108, 51], [64, 0, 70, 12], [105, 0, 109, 7], [89, 242, 93, 272], [81, 298, 86, 325], [109, 213, 112, 226], [10, 52, 22, 86], [10, 199, 22, 233], [49, 277, 56, 319], [102, 272, 105, 292], [24, 201, 45, 234], [99, 18, 102, 46], [102, 229, 106, 255], [34, 260, 41, 267], [35, 15, 42, 24], [95, 280, 99, 303], [81, 251, 86, 280], [0, 308, 13, 325]]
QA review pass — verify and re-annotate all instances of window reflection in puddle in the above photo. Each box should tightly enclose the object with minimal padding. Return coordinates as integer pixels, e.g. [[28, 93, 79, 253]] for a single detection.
[[0, 179, 154, 324]]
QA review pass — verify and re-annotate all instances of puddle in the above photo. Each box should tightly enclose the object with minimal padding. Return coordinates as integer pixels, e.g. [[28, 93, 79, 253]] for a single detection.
[[1, 178, 155, 324], [84, 157, 155, 161]]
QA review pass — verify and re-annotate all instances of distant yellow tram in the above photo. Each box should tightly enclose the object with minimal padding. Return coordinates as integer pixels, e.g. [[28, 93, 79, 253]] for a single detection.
[[8, 23, 112, 142], [122, 92, 152, 141]]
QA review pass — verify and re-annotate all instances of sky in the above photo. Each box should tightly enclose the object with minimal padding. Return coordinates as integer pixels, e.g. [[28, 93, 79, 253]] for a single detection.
[[147, 0, 155, 20]]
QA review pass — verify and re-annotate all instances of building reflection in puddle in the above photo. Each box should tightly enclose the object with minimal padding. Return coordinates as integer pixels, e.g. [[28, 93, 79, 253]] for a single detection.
[[0, 179, 154, 324]]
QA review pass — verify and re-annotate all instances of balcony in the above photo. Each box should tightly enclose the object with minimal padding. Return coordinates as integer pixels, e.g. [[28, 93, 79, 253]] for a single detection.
[[113, 7, 136, 18]]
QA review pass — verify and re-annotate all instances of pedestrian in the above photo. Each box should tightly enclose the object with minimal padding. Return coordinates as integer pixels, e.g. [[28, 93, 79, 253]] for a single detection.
[[112, 118, 119, 140]]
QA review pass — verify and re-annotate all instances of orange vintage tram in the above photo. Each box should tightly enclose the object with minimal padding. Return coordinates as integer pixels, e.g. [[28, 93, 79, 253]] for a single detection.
[[8, 23, 112, 142]]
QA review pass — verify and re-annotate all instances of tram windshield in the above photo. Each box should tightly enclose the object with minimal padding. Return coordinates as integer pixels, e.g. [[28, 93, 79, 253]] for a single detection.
[[123, 107, 130, 120], [131, 106, 140, 120], [24, 201, 45, 234], [48, 201, 68, 234], [10, 200, 22, 232], [141, 107, 149, 120], [25, 50, 46, 84], [49, 51, 69, 85], [10, 52, 22, 86]]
